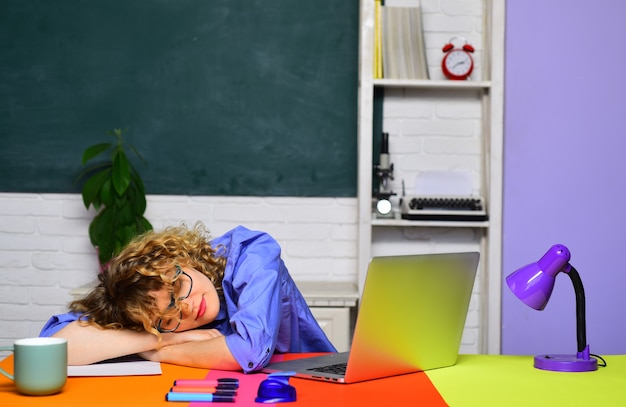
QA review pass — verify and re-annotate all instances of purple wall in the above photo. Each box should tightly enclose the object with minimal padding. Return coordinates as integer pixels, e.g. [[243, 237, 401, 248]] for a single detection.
[[503, 0, 626, 355]]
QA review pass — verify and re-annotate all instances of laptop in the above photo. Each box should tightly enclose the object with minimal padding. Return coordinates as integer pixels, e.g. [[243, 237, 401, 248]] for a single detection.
[[262, 252, 479, 383]]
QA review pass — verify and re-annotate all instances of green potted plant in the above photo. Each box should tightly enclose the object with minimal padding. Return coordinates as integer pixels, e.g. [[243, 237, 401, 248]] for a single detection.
[[78, 128, 152, 271]]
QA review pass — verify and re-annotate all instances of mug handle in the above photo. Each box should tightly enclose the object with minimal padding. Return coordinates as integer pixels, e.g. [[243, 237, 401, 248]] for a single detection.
[[0, 346, 15, 380]]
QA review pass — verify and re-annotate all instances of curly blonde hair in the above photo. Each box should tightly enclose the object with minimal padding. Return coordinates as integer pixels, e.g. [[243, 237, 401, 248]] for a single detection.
[[69, 222, 226, 339]]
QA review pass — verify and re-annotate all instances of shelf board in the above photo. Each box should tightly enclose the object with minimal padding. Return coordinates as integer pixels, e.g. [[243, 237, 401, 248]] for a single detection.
[[371, 218, 489, 228], [373, 79, 491, 90]]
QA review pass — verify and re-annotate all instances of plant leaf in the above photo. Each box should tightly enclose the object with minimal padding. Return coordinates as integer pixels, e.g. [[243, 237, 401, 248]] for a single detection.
[[81, 169, 110, 209], [82, 143, 112, 165], [129, 182, 147, 214], [99, 177, 113, 207], [112, 150, 131, 196], [139, 216, 153, 232], [128, 143, 147, 165], [90, 207, 115, 264], [76, 161, 111, 185], [117, 197, 134, 226], [131, 170, 146, 195]]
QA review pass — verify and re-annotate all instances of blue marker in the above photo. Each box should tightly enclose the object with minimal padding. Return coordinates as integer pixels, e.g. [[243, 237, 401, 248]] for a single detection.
[[165, 392, 236, 402]]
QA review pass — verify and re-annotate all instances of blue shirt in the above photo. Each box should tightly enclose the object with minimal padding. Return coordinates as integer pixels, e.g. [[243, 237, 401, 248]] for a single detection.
[[40, 226, 337, 372]]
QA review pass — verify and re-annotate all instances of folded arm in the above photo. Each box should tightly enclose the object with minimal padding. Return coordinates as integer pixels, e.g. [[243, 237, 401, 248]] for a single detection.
[[139, 333, 240, 371], [52, 321, 238, 369], [52, 321, 162, 365]]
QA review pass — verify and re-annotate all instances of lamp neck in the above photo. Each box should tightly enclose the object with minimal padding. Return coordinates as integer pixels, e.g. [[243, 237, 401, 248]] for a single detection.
[[567, 266, 587, 353]]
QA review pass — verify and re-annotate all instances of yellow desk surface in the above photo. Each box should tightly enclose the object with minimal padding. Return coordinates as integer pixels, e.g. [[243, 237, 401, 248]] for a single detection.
[[427, 354, 626, 406]]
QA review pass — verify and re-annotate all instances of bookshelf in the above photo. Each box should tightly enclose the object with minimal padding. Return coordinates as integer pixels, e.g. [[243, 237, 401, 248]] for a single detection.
[[374, 79, 491, 89], [357, 0, 505, 354]]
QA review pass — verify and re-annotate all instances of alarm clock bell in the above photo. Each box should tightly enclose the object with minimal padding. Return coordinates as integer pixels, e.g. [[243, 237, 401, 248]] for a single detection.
[[441, 37, 475, 80]]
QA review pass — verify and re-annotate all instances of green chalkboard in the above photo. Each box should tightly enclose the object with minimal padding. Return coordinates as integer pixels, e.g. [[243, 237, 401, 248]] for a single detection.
[[0, 1, 358, 196]]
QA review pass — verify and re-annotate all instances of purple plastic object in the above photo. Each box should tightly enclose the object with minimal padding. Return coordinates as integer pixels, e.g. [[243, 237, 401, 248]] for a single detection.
[[534, 345, 597, 372], [506, 244, 597, 372], [506, 244, 571, 310], [255, 372, 297, 403]]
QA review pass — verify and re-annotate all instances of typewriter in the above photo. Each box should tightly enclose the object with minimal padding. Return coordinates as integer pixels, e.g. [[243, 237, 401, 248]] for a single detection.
[[401, 195, 488, 221]]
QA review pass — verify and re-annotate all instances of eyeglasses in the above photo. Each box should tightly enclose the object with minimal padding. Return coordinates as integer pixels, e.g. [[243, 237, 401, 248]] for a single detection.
[[156, 265, 193, 333]]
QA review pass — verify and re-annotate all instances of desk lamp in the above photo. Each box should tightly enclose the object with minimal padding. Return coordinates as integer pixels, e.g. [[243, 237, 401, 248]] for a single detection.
[[506, 244, 597, 372]]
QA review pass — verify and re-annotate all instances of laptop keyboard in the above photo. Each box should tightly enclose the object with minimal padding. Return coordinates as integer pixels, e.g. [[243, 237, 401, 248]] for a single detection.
[[308, 362, 347, 375]]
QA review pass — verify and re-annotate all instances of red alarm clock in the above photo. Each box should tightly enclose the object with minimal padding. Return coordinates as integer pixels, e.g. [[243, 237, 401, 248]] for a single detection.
[[441, 37, 475, 80]]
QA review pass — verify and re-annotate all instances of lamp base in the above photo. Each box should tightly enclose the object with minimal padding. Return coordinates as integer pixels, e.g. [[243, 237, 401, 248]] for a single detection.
[[534, 354, 598, 372]]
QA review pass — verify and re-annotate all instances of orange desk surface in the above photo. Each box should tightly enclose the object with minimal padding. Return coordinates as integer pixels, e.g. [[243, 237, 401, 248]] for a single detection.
[[0, 353, 446, 407]]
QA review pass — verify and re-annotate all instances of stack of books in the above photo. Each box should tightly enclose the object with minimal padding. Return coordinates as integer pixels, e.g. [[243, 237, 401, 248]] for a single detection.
[[374, 1, 428, 80]]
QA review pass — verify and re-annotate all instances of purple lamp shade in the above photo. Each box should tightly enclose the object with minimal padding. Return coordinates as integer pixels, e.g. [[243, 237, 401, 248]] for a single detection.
[[506, 244, 571, 310]]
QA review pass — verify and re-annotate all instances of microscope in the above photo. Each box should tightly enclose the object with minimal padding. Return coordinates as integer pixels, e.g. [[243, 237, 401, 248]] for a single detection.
[[373, 133, 396, 218]]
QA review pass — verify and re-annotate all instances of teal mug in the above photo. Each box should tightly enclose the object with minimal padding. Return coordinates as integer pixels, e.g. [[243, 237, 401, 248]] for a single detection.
[[0, 337, 68, 396]]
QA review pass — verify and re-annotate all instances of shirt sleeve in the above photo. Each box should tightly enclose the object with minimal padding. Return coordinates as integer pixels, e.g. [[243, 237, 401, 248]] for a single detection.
[[217, 228, 284, 373], [39, 312, 82, 337]]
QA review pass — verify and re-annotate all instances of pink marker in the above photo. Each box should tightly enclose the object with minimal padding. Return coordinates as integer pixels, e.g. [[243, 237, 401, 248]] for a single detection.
[[173, 378, 239, 388]]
